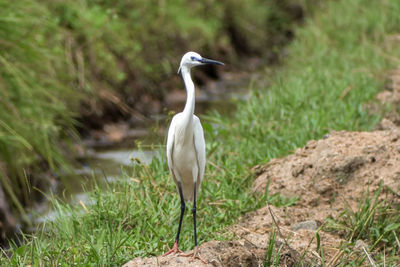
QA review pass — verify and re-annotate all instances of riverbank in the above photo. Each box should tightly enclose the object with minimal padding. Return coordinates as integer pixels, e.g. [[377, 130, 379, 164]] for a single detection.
[[2, 0, 400, 265], [0, 0, 307, 241]]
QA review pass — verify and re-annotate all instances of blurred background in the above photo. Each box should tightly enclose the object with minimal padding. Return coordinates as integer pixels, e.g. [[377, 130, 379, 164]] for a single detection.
[[0, 0, 310, 244]]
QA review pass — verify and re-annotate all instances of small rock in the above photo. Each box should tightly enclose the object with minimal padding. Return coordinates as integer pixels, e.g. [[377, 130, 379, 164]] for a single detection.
[[291, 220, 318, 232]]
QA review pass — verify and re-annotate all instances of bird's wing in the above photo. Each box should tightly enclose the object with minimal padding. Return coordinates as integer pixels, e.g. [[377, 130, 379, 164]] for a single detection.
[[193, 115, 206, 184], [166, 116, 178, 186]]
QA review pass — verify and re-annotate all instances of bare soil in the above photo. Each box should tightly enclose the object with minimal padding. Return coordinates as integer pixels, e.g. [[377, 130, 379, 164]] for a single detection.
[[123, 241, 265, 267], [246, 127, 400, 265]]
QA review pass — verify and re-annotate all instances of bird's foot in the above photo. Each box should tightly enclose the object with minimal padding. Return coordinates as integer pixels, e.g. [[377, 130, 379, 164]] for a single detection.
[[161, 241, 182, 256], [180, 246, 208, 265]]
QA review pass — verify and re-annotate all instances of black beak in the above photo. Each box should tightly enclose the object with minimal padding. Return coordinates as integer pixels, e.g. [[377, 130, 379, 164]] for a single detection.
[[199, 58, 224, 66]]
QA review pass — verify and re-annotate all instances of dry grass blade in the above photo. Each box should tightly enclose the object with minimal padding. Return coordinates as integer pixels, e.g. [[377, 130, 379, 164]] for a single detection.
[[339, 86, 352, 99], [268, 204, 292, 251], [326, 248, 344, 267], [393, 230, 400, 250], [362, 245, 377, 267]]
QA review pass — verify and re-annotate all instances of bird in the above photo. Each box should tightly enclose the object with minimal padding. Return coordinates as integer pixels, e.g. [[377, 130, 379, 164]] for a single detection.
[[162, 52, 224, 261]]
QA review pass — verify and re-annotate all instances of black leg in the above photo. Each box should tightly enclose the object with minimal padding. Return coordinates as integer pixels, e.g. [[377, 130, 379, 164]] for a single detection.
[[192, 182, 197, 247], [161, 181, 185, 256], [179, 182, 208, 264], [175, 181, 185, 243]]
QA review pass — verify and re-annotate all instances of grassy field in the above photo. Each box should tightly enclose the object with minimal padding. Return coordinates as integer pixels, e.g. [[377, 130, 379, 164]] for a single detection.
[[2, 0, 400, 265]]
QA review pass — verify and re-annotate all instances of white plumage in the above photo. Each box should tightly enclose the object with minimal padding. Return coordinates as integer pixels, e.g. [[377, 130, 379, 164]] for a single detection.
[[163, 52, 224, 259], [167, 113, 205, 203]]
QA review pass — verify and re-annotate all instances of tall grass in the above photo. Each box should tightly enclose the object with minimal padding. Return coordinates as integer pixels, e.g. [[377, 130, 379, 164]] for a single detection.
[[0, 1, 79, 214], [0, 0, 304, 220], [2, 0, 400, 265]]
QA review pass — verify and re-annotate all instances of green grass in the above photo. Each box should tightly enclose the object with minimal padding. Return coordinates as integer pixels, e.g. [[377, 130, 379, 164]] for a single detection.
[[264, 228, 283, 266], [0, 0, 305, 221], [325, 182, 400, 266], [2, 0, 400, 265]]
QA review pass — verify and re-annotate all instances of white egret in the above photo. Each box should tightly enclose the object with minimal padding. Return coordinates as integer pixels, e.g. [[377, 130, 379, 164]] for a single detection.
[[163, 52, 224, 261]]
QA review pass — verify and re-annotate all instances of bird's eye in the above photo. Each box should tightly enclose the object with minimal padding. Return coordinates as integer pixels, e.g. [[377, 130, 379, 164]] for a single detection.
[[191, 56, 197, 61]]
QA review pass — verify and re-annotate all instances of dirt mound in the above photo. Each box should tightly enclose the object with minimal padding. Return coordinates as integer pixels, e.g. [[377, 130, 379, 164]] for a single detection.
[[252, 129, 400, 217], [241, 128, 400, 264], [122, 240, 265, 267]]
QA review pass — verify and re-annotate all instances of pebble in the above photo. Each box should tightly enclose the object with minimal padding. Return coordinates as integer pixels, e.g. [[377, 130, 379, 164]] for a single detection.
[[290, 220, 318, 232]]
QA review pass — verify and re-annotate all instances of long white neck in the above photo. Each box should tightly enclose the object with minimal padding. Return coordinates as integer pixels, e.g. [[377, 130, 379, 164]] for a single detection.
[[181, 67, 195, 128]]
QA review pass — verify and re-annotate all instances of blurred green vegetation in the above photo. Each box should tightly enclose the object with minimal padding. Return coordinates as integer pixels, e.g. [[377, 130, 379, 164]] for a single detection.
[[0, 0, 79, 216], [1, 0, 400, 265], [0, 0, 305, 223]]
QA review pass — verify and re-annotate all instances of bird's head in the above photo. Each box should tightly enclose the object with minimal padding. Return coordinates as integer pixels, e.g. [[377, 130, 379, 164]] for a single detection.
[[178, 51, 224, 74]]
